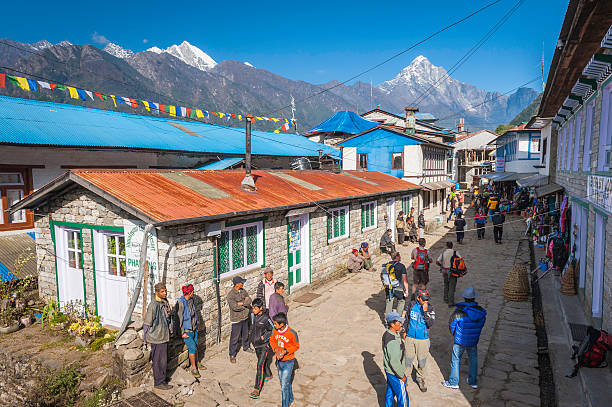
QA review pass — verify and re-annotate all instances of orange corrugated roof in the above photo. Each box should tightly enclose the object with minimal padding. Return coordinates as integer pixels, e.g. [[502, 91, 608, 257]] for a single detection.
[[28, 169, 420, 225]]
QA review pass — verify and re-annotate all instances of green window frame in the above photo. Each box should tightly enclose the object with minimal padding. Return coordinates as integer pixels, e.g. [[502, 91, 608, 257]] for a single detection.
[[401, 195, 412, 215], [361, 201, 377, 231], [218, 220, 263, 276], [327, 205, 349, 243]]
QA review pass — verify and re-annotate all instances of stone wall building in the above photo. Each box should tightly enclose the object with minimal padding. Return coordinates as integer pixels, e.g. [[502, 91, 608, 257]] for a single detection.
[[529, 5, 612, 332], [14, 169, 420, 349]]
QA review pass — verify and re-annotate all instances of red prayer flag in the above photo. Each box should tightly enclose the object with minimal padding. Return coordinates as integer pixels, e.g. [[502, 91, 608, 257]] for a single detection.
[[129, 98, 138, 108], [186, 107, 191, 117], [0, 73, 5, 88], [49, 83, 57, 91], [210, 111, 218, 116]]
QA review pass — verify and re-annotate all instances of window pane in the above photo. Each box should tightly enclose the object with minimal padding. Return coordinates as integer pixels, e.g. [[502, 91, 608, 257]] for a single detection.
[[108, 257, 117, 275], [69, 251, 77, 269], [75, 232, 81, 250], [246, 225, 258, 265], [339, 209, 346, 235], [0, 173, 23, 185], [7, 189, 25, 222], [118, 236, 126, 255], [333, 212, 339, 237], [231, 228, 244, 269], [107, 235, 116, 255], [119, 260, 126, 277], [369, 205, 374, 226], [218, 231, 230, 274]]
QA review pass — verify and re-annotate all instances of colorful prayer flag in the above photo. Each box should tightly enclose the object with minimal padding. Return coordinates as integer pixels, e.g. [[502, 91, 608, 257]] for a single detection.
[[189, 108, 196, 118], [169, 105, 176, 117], [238, 115, 242, 121], [151, 102, 159, 113], [55, 84, 67, 91], [0, 73, 4, 88], [10, 76, 31, 91], [67, 86, 79, 99], [255, 116, 264, 121], [129, 98, 138, 108], [37, 81, 52, 90], [76, 89, 87, 101], [180, 107, 187, 117], [94, 92, 106, 101], [85, 90, 94, 100], [142, 100, 150, 111], [218, 112, 225, 119], [110, 95, 118, 107]]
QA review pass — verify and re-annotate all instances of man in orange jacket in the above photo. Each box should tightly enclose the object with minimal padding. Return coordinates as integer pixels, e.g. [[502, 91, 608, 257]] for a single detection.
[[270, 312, 299, 407]]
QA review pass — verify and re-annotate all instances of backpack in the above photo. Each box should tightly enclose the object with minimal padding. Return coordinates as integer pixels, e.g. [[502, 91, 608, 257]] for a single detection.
[[597, 329, 612, 350], [381, 262, 400, 289], [450, 251, 467, 277], [413, 248, 429, 271]]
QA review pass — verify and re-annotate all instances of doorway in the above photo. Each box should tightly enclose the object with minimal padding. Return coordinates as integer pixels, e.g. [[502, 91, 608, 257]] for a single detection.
[[387, 198, 396, 241], [287, 213, 310, 293], [54, 226, 85, 308]]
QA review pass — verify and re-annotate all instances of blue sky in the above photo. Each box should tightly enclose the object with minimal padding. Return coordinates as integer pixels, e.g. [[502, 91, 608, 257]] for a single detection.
[[2, 0, 567, 92]]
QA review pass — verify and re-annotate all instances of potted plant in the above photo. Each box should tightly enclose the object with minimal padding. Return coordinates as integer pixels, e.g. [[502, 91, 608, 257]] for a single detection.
[[0, 307, 20, 334]]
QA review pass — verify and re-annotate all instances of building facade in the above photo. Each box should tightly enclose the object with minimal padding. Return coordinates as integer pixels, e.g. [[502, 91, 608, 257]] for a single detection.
[[450, 130, 497, 188], [531, 5, 612, 332], [490, 124, 541, 174]]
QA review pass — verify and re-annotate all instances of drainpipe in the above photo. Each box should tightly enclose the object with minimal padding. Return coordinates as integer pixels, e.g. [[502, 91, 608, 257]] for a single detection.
[[213, 236, 222, 344], [241, 115, 256, 191], [116, 223, 154, 342]]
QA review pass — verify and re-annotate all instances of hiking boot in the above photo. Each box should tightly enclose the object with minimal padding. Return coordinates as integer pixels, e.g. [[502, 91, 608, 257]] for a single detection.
[[230, 357, 236, 363], [191, 369, 201, 378], [154, 384, 173, 390], [467, 378, 478, 389], [441, 381, 458, 389], [417, 378, 427, 392]]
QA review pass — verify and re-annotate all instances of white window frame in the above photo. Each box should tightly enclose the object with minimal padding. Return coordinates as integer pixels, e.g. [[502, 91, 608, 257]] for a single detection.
[[598, 83, 612, 172], [219, 220, 264, 277], [103, 232, 127, 277], [65, 228, 82, 270], [361, 200, 378, 231], [572, 113, 582, 172], [328, 205, 350, 243], [592, 213, 606, 318], [557, 128, 563, 171], [583, 102, 594, 172], [566, 120, 574, 170], [0, 172, 24, 186], [6, 189, 25, 223]]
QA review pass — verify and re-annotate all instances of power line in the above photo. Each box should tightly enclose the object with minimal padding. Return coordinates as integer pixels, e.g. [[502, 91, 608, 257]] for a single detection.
[[263, 0, 503, 116], [412, 0, 526, 107]]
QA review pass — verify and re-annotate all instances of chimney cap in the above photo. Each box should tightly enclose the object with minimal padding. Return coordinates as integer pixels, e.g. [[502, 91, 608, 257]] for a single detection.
[[404, 106, 419, 113]]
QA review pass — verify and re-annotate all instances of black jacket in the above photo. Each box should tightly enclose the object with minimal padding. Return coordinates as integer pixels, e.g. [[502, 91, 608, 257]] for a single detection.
[[418, 214, 425, 228], [249, 310, 274, 349], [492, 213, 505, 226], [256, 280, 266, 309]]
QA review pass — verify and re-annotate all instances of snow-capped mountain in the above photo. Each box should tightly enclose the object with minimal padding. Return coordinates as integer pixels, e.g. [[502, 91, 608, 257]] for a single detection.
[[31, 40, 52, 50], [103, 42, 134, 59], [146, 41, 216, 71]]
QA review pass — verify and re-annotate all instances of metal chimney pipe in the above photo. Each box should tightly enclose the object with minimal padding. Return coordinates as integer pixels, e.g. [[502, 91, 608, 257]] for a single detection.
[[241, 115, 256, 191]]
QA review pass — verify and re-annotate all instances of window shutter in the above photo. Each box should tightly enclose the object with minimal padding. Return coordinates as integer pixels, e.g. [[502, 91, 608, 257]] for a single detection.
[[327, 212, 332, 243], [218, 231, 230, 274], [370, 204, 374, 226], [231, 228, 244, 269], [361, 205, 365, 230], [339, 209, 345, 236]]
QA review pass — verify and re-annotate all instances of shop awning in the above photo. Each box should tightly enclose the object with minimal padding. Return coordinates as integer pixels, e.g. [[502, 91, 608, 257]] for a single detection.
[[516, 174, 549, 188], [439, 180, 455, 188], [535, 183, 564, 198], [422, 182, 444, 190], [500, 172, 536, 182], [481, 172, 510, 180]]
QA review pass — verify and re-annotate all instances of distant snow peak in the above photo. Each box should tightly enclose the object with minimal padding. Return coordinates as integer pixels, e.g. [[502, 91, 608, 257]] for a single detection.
[[145, 41, 216, 70], [31, 40, 52, 50], [104, 42, 134, 59], [244, 62, 254, 68], [379, 55, 449, 94], [57, 40, 72, 47]]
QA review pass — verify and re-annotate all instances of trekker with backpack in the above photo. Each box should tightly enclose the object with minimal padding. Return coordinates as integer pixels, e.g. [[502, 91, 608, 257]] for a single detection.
[[381, 252, 409, 317], [442, 287, 486, 390], [474, 209, 487, 239], [436, 242, 466, 307], [454, 213, 466, 244], [411, 238, 432, 298], [404, 289, 435, 392], [492, 210, 505, 244]]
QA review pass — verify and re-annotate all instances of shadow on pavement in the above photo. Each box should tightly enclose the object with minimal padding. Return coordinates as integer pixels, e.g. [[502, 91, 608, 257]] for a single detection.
[[365, 290, 388, 324], [362, 351, 386, 407]]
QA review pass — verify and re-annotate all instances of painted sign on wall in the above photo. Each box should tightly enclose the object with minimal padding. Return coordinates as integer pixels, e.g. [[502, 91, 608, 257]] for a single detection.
[[124, 220, 159, 312], [496, 157, 505, 172], [587, 175, 612, 214]]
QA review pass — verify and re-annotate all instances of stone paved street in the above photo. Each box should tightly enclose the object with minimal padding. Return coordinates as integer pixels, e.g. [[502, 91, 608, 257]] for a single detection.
[[152, 210, 543, 406]]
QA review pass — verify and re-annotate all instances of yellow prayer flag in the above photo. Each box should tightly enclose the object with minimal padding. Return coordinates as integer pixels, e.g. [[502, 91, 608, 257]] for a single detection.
[[271, 118, 279, 122], [15, 77, 30, 91], [142, 100, 150, 111], [169, 105, 176, 117], [110, 95, 118, 107], [255, 116, 264, 121], [238, 115, 242, 121], [219, 112, 225, 118], [196, 109, 204, 118], [67, 86, 79, 99], [274, 129, 280, 133]]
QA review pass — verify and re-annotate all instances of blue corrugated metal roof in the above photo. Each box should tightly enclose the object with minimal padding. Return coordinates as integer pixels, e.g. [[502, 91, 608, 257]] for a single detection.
[[308, 111, 378, 135], [0, 260, 15, 283], [198, 158, 243, 170], [0, 95, 339, 158]]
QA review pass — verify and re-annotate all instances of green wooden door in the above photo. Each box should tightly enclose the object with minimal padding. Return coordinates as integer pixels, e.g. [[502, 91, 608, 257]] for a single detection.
[[288, 218, 302, 289]]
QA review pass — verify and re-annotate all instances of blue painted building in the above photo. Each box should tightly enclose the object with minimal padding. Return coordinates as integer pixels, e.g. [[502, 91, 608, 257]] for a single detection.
[[339, 125, 453, 218], [488, 124, 541, 174]]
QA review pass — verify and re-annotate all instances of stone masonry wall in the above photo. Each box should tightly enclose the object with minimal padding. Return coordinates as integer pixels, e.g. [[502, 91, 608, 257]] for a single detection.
[[553, 80, 612, 333]]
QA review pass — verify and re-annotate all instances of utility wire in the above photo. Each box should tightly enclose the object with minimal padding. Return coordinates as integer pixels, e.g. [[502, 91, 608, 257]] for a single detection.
[[263, 0, 503, 116], [411, 0, 526, 107]]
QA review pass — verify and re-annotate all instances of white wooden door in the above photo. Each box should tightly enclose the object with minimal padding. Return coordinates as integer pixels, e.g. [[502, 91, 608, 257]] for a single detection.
[[592, 214, 606, 319], [288, 214, 310, 292], [94, 231, 129, 327], [55, 226, 85, 308], [387, 198, 396, 241]]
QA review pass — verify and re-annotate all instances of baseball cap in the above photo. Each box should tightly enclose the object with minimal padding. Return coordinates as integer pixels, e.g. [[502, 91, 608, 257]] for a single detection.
[[385, 311, 405, 324], [232, 276, 247, 285]]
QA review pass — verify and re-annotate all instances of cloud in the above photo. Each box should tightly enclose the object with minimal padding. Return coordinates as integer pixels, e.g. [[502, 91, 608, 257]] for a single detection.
[[143, 38, 149, 44], [91, 32, 109, 45]]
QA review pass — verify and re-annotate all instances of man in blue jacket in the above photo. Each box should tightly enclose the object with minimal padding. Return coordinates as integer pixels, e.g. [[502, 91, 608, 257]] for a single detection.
[[442, 287, 486, 390], [403, 289, 435, 392]]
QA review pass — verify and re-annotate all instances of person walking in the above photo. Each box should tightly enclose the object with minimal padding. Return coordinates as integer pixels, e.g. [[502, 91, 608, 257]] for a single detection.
[[248, 298, 274, 399], [177, 284, 203, 378], [270, 313, 300, 407], [360, 242, 374, 271], [143, 283, 173, 390], [487, 194, 500, 222], [382, 311, 409, 407], [256, 267, 276, 310], [226, 276, 253, 363], [442, 287, 487, 390], [382, 252, 409, 316], [411, 238, 432, 298], [380, 229, 396, 254], [396, 212, 406, 246], [418, 210, 426, 239], [448, 194, 457, 222], [454, 213, 466, 244], [408, 217, 418, 243], [474, 208, 487, 239], [404, 289, 435, 392], [458, 191, 465, 208], [268, 281, 289, 320], [437, 241, 460, 307], [492, 210, 505, 244], [348, 248, 365, 273]]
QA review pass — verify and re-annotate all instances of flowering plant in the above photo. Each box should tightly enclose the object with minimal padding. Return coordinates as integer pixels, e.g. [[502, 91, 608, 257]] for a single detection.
[[68, 316, 102, 337]]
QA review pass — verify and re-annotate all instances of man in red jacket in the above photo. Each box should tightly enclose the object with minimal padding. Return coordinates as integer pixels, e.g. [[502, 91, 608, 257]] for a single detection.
[[270, 312, 299, 407]]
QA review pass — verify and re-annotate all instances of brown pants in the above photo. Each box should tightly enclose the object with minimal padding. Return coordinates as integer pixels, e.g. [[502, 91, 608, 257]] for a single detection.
[[405, 337, 430, 379]]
